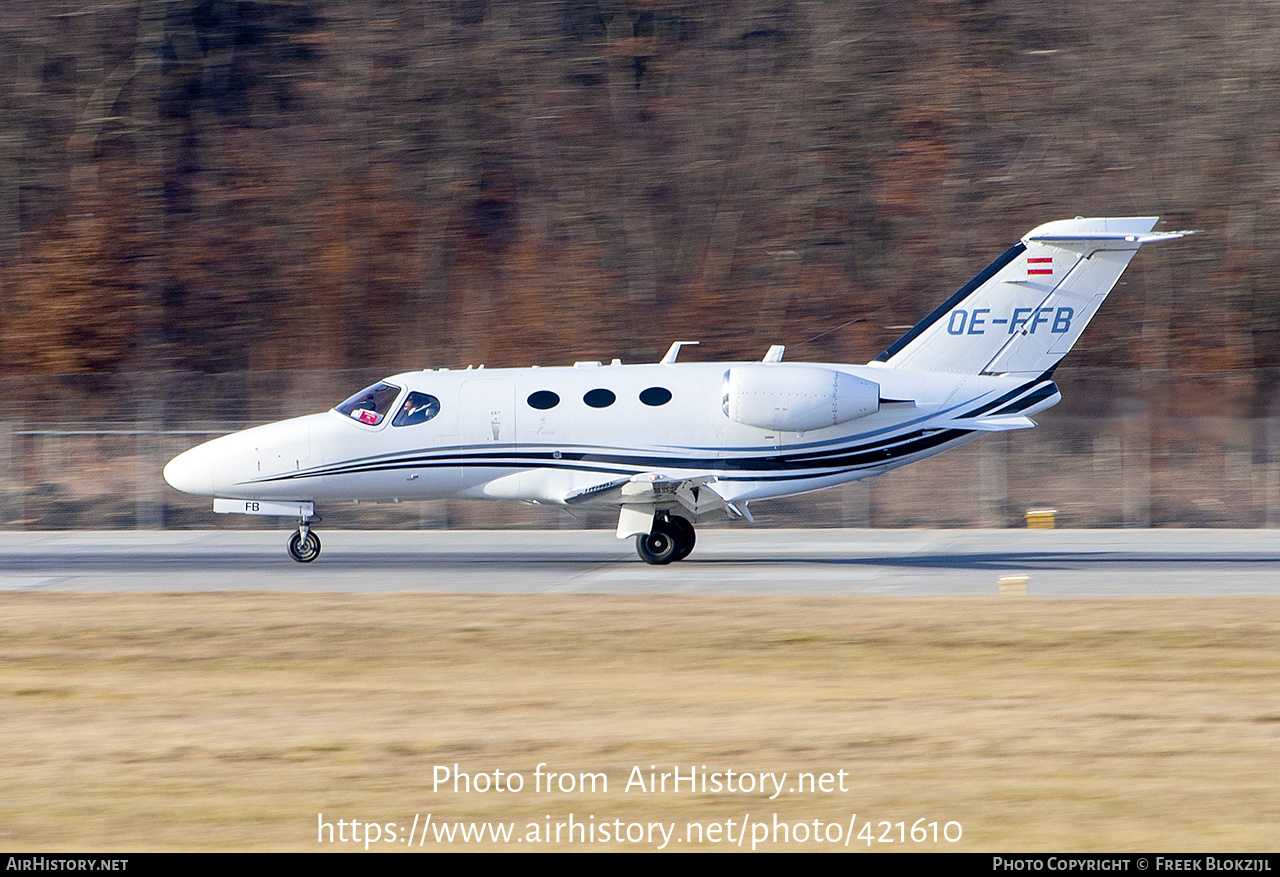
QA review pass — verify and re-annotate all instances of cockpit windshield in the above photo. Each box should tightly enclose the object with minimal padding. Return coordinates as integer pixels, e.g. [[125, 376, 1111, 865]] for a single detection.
[[335, 382, 402, 426]]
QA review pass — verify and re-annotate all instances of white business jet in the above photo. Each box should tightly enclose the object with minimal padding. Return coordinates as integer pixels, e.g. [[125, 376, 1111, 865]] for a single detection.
[[164, 216, 1191, 564]]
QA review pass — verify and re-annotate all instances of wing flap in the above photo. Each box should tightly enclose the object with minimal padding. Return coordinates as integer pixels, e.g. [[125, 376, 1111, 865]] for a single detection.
[[569, 472, 729, 516]]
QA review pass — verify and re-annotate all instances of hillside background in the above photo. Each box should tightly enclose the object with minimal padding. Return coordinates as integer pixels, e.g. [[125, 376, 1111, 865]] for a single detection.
[[1, 1, 1275, 412], [3, 1, 1280, 529]]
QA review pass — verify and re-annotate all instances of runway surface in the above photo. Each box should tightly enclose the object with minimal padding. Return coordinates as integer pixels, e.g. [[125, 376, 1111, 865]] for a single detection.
[[1, 528, 1279, 595]]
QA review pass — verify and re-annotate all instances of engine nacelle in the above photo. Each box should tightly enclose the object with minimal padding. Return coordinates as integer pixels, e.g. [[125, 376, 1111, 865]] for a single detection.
[[723, 365, 880, 432]]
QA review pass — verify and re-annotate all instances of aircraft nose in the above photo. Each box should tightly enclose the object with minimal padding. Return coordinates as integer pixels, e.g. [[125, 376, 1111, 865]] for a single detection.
[[163, 443, 216, 497]]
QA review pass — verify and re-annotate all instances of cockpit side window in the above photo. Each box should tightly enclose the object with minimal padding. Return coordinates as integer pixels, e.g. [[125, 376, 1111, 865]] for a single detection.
[[335, 382, 402, 426], [392, 391, 442, 427]]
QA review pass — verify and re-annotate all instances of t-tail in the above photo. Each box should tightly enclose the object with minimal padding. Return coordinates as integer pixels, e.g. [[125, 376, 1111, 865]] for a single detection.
[[873, 217, 1193, 376]]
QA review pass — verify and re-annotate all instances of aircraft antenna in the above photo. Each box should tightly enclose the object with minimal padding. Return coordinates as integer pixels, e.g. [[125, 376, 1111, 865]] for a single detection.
[[798, 317, 866, 346]]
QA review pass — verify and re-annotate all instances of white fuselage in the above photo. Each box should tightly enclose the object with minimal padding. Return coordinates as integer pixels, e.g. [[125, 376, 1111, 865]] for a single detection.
[[162, 360, 1058, 514]]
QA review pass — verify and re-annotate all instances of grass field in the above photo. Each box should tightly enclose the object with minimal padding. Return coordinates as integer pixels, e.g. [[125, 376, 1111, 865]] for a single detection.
[[2, 593, 1278, 851]]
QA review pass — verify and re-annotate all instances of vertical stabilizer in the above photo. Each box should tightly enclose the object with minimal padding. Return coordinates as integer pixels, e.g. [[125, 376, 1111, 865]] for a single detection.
[[873, 217, 1191, 376]]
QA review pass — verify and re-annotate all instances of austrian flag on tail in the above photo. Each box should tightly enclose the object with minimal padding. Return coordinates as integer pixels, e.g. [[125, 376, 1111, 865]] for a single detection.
[[1027, 257, 1053, 276]]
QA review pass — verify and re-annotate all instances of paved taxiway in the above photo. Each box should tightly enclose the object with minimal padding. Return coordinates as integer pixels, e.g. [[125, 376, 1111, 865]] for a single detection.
[[1, 529, 1278, 595]]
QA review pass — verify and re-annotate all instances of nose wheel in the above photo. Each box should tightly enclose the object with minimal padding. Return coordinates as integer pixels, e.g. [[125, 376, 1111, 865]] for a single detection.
[[288, 524, 321, 563]]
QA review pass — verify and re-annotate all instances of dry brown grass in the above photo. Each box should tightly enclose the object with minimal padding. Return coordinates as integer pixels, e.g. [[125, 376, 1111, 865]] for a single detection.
[[2, 594, 1278, 851]]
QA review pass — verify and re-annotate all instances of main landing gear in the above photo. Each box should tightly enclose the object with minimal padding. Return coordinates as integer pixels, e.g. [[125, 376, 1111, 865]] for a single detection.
[[288, 518, 321, 563], [635, 511, 696, 565]]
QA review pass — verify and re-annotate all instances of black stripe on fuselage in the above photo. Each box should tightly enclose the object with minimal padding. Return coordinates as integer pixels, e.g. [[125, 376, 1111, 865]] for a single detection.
[[993, 382, 1058, 414], [959, 373, 1058, 420], [874, 242, 1027, 363], [961, 379, 1042, 419], [244, 428, 974, 487], [255, 420, 949, 481]]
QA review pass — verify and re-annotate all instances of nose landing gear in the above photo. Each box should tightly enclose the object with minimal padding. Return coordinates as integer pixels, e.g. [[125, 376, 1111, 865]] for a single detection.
[[288, 519, 322, 563]]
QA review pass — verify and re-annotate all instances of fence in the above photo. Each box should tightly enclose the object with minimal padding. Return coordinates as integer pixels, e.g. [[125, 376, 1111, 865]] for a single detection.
[[1, 369, 1278, 530]]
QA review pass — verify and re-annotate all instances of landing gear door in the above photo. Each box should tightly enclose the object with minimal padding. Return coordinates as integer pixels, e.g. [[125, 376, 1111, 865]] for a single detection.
[[460, 380, 517, 480]]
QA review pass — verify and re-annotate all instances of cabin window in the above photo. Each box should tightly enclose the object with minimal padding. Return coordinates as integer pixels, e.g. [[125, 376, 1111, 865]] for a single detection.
[[392, 392, 442, 426], [335, 382, 402, 426], [584, 388, 616, 408], [639, 386, 672, 406], [527, 390, 560, 410]]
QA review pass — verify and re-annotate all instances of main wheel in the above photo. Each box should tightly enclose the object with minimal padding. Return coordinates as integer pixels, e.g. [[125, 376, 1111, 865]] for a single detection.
[[635, 523, 679, 565], [288, 530, 322, 563], [670, 515, 696, 561]]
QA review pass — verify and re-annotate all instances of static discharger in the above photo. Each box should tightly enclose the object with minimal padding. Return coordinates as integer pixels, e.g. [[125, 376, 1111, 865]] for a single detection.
[[1025, 508, 1057, 529], [999, 575, 1030, 597]]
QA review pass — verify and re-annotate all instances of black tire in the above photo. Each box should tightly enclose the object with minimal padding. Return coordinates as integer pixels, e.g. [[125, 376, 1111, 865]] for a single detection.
[[670, 515, 696, 561], [635, 524, 679, 565], [288, 530, 322, 563]]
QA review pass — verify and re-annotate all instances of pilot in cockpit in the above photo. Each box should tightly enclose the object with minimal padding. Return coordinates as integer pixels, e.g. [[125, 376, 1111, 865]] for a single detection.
[[393, 391, 441, 426]]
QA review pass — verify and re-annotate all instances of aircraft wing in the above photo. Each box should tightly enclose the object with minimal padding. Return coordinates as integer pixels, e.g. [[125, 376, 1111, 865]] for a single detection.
[[565, 472, 728, 514], [566, 473, 749, 539], [565, 471, 747, 519], [562, 476, 633, 505]]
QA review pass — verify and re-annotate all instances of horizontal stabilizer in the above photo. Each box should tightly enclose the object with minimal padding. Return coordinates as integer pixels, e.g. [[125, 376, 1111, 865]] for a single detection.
[[1027, 229, 1196, 245], [944, 415, 1037, 432]]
